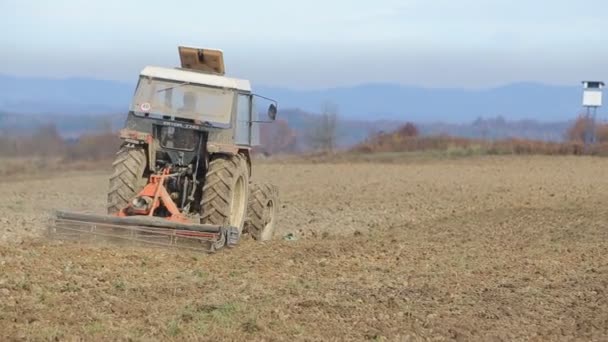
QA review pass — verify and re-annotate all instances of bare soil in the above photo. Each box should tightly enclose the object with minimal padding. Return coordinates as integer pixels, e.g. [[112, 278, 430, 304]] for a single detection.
[[1, 155, 607, 341]]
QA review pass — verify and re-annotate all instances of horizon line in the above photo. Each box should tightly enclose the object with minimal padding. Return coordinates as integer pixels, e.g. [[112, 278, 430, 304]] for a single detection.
[[0, 71, 590, 92]]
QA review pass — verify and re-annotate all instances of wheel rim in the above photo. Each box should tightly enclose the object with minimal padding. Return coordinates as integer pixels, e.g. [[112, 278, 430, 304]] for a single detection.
[[260, 199, 276, 240], [230, 175, 246, 229]]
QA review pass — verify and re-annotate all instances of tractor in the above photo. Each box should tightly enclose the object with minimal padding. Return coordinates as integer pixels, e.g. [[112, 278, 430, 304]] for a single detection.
[[52, 46, 279, 251]]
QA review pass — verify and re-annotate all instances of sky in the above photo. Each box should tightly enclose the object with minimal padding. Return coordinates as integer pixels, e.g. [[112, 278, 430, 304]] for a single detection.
[[0, 0, 607, 89]]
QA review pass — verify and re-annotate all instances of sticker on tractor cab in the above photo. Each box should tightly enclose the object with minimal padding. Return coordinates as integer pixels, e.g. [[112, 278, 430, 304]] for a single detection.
[[140, 102, 151, 112]]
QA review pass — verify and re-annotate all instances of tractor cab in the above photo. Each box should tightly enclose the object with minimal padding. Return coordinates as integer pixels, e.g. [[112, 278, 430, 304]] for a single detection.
[[119, 47, 278, 170], [130, 66, 248, 128], [126, 63, 277, 152]]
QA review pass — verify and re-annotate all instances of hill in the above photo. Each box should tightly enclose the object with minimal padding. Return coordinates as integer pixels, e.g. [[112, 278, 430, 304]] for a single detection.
[[0, 74, 588, 122], [0, 74, 132, 114], [258, 82, 584, 122]]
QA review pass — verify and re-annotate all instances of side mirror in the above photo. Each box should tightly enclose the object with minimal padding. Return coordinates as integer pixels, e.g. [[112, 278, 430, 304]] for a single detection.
[[268, 103, 278, 121], [252, 94, 278, 122]]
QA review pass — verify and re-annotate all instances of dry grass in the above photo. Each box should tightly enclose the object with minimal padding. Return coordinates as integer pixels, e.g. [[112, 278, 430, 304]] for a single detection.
[[1, 156, 607, 340]]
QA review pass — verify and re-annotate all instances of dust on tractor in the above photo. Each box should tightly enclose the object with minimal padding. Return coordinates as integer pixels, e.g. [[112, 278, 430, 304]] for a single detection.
[[50, 46, 280, 252]]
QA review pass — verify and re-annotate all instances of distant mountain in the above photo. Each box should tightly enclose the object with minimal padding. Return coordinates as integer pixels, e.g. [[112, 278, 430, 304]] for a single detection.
[[0, 111, 125, 137], [258, 82, 585, 123], [0, 74, 589, 123], [0, 74, 133, 114]]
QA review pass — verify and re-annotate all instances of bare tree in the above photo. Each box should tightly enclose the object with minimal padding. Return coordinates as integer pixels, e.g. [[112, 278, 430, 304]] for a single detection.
[[307, 101, 339, 152]]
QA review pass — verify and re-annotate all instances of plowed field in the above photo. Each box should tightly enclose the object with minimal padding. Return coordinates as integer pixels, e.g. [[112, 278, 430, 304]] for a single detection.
[[1, 156, 607, 341]]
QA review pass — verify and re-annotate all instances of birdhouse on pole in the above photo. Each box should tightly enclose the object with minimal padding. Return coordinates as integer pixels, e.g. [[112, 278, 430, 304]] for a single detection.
[[582, 81, 604, 108]]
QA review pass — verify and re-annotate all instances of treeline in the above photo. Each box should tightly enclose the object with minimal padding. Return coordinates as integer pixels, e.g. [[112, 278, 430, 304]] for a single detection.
[[0, 124, 120, 160], [0, 121, 298, 161], [352, 116, 608, 156], [1, 115, 607, 162]]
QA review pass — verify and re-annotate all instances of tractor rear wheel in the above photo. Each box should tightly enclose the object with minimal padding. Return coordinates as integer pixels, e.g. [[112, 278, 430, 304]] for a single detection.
[[245, 183, 279, 241], [107, 146, 147, 214], [200, 154, 250, 233]]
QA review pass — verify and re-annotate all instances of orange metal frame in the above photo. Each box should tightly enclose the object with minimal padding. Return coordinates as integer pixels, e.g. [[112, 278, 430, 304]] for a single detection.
[[117, 168, 190, 223]]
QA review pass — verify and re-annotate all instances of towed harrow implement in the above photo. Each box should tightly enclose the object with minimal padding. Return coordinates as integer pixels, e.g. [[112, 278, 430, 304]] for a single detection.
[[49, 168, 240, 253], [50, 211, 239, 252]]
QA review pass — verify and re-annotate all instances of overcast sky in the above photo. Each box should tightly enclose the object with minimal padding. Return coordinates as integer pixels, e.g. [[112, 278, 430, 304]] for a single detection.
[[0, 0, 606, 89]]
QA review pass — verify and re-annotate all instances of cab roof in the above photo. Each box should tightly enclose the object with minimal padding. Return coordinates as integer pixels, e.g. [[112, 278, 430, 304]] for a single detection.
[[140, 66, 251, 92]]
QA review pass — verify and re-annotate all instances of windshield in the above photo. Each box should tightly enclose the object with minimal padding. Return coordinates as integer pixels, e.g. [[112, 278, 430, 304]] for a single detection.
[[131, 76, 234, 125], [159, 126, 197, 150]]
